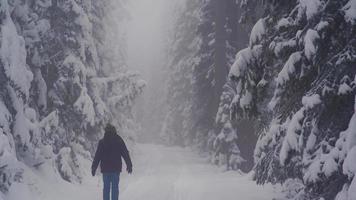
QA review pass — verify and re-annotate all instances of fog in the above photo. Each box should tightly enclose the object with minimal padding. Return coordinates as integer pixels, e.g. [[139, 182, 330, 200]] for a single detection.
[[127, 0, 179, 142], [127, 0, 169, 75]]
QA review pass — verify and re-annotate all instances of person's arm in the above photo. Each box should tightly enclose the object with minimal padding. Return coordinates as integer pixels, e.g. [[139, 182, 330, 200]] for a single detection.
[[120, 138, 133, 173], [91, 141, 102, 176]]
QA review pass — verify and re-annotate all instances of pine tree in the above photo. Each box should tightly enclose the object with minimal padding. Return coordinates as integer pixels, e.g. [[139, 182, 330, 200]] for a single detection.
[[161, 0, 200, 146], [0, 0, 143, 191], [192, 0, 248, 149], [227, 0, 356, 199]]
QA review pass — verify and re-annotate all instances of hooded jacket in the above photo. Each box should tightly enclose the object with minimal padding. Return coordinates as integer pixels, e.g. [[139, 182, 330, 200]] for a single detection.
[[91, 131, 132, 174]]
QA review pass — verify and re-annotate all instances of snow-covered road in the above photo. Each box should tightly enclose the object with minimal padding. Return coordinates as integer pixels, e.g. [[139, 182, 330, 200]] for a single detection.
[[119, 144, 276, 200], [7, 144, 276, 200]]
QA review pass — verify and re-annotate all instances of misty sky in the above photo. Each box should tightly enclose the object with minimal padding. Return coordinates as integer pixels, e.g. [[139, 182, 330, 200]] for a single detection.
[[127, 0, 171, 79], [126, 0, 180, 140]]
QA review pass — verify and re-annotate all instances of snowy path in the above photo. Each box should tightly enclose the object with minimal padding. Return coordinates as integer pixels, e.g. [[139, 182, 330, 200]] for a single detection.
[[10, 144, 276, 200], [119, 144, 276, 200]]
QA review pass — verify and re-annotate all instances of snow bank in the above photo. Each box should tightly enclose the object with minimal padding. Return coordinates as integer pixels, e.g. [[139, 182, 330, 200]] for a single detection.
[[5, 183, 35, 200]]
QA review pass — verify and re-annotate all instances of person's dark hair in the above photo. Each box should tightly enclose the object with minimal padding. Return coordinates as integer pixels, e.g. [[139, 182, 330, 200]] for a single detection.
[[104, 123, 117, 140]]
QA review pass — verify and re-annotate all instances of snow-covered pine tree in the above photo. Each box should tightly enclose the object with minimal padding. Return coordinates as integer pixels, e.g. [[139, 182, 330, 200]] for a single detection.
[[227, 0, 356, 199], [162, 0, 248, 149], [190, 0, 216, 146], [0, 0, 143, 193], [89, 0, 145, 143], [192, 0, 248, 150], [0, 0, 35, 192], [161, 0, 200, 146]]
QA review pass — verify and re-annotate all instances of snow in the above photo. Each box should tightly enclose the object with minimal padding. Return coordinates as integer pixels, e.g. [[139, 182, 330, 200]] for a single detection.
[[229, 45, 262, 78], [5, 144, 276, 200], [343, 0, 356, 24], [323, 154, 339, 177], [6, 182, 36, 200], [254, 119, 284, 162], [343, 147, 356, 179], [316, 21, 329, 31], [249, 19, 266, 46], [208, 39, 215, 46], [338, 82, 353, 95], [271, 39, 297, 58], [304, 29, 320, 60], [348, 178, 356, 200], [216, 122, 237, 143], [276, 18, 292, 29], [268, 96, 279, 110], [274, 179, 305, 200], [8, 87, 32, 147], [0, 100, 11, 132], [122, 144, 276, 200], [0, 3, 33, 98], [346, 97, 356, 151], [62, 55, 87, 83], [276, 51, 302, 85], [302, 94, 321, 109], [299, 0, 323, 20], [0, 133, 16, 162], [303, 159, 323, 183], [257, 78, 268, 87], [34, 68, 48, 110], [304, 95, 356, 198], [0, 133, 22, 195], [74, 88, 96, 126], [35, 0, 52, 8], [39, 111, 59, 133], [335, 185, 349, 200], [240, 91, 253, 108], [305, 133, 316, 152], [280, 108, 305, 165]]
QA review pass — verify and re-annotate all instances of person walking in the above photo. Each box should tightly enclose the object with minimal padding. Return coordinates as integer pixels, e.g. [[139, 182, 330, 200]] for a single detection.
[[91, 123, 133, 200]]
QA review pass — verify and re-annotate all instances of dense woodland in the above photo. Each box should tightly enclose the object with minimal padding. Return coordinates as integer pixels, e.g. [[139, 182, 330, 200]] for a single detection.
[[162, 0, 356, 199], [1, 0, 356, 200], [0, 0, 144, 191]]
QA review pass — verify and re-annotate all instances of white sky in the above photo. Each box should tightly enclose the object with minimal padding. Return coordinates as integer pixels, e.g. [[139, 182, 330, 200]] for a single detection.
[[127, 0, 171, 78], [126, 0, 185, 140]]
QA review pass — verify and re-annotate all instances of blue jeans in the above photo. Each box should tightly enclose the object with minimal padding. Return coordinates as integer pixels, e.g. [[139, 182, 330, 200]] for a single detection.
[[103, 173, 120, 200]]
